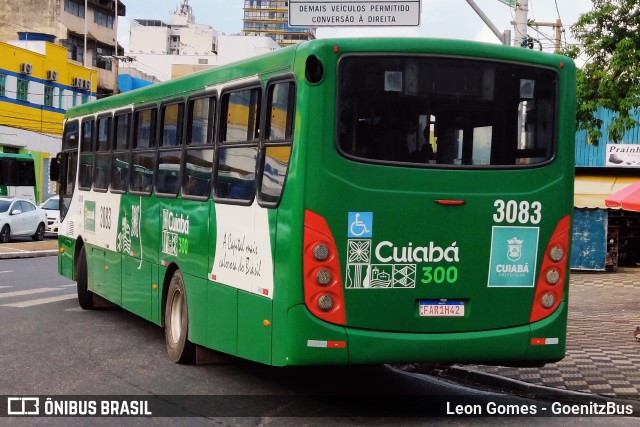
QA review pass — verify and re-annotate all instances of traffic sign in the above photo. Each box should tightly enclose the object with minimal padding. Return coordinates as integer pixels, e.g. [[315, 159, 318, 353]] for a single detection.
[[289, 0, 421, 27]]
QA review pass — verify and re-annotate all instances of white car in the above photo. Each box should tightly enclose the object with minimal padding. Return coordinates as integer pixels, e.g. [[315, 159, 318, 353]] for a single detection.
[[0, 197, 47, 243], [40, 196, 60, 235]]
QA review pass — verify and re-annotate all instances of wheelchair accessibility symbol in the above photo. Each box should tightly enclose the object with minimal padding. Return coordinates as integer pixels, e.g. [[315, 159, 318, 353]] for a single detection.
[[348, 212, 373, 238]]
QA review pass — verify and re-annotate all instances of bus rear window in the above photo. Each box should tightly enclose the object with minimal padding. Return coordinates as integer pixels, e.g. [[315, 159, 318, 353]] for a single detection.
[[337, 56, 557, 167]]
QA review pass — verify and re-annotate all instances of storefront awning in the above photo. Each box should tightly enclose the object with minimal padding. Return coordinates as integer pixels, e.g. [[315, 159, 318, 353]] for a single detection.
[[574, 175, 639, 209], [605, 179, 640, 211]]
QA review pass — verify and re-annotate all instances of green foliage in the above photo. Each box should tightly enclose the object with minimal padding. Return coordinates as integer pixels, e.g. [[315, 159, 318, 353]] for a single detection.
[[564, 0, 640, 145]]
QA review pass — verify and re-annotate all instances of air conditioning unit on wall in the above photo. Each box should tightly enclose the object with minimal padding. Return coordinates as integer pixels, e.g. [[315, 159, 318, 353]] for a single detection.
[[72, 77, 84, 88], [46, 70, 58, 81], [82, 80, 91, 91], [20, 63, 32, 74]]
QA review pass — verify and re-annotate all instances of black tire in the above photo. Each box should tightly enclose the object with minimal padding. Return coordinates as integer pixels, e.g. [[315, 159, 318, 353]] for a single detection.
[[165, 270, 195, 364], [0, 225, 9, 243], [76, 246, 94, 310], [32, 223, 45, 241]]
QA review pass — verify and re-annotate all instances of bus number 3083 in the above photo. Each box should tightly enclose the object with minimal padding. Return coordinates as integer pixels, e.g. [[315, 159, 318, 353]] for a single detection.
[[493, 200, 542, 225], [100, 206, 112, 229]]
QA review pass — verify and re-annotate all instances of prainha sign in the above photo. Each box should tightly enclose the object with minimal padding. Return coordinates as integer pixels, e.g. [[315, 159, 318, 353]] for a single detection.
[[289, 0, 421, 27]]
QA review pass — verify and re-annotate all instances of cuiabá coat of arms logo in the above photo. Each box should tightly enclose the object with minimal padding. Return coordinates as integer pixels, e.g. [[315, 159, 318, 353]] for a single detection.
[[507, 237, 523, 262]]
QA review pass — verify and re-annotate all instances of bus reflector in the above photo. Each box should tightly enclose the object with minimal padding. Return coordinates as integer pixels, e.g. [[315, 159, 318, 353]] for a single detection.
[[531, 337, 559, 345], [434, 199, 466, 205], [307, 340, 346, 348], [530, 215, 570, 323], [303, 210, 346, 325]]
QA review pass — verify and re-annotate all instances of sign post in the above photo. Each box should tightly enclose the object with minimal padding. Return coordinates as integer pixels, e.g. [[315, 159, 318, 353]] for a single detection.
[[289, 0, 421, 27]]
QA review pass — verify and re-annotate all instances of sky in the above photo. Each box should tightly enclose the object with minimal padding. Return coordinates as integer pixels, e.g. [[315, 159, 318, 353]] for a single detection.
[[118, 0, 594, 55]]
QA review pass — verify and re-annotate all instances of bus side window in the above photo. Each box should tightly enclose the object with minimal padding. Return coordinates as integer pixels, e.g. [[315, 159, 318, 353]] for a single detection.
[[111, 112, 131, 193], [215, 87, 260, 204], [156, 102, 184, 196], [93, 115, 111, 191], [182, 96, 215, 199], [130, 108, 156, 195], [258, 80, 295, 207], [78, 119, 94, 190]]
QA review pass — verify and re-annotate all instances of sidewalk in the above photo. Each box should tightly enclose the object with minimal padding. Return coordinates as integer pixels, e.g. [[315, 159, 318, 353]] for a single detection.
[[0, 237, 58, 259], [2, 239, 640, 399]]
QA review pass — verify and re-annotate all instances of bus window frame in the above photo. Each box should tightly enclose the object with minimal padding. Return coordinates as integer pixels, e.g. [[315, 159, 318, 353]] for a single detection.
[[213, 82, 262, 207], [93, 112, 112, 193], [181, 92, 216, 202], [256, 74, 296, 209], [130, 104, 158, 196], [78, 116, 96, 191], [155, 98, 186, 198], [110, 108, 133, 194]]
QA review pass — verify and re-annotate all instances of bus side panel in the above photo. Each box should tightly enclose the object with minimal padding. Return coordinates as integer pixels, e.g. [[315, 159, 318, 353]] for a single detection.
[[183, 272, 208, 345], [206, 283, 238, 356], [58, 235, 75, 279], [104, 248, 122, 305], [121, 256, 152, 321], [237, 290, 272, 364]]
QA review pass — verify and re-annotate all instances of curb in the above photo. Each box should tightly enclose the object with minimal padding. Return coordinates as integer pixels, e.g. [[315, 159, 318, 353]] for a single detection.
[[0, 250, 58, 260], [441, 366, 596, 398]]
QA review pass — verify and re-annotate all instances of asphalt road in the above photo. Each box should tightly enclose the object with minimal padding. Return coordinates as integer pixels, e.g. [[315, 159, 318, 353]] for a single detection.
[[0, 257, 638, 426]]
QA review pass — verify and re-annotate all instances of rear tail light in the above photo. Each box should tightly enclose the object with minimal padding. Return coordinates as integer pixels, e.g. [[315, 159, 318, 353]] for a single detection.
[[303, 210, 346, 325], [530, 215, 571, 322]]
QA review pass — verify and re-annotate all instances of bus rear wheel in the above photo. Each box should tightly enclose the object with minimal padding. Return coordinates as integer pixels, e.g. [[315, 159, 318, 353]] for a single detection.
[[165, 270, 195, 364], [77, 246, 94, 310]]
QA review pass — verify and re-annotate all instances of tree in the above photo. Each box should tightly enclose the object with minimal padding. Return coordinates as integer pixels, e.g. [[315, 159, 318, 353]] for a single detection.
[[565, 0, 640, 145]]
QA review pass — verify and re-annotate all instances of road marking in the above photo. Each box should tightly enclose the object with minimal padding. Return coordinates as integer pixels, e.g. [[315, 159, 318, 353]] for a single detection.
[[0, 286, 12, 289], [0, 271, 13, 274], [0, 288, 62, 299], [59, 284, 76, 288], [2, 294, 76, 308]]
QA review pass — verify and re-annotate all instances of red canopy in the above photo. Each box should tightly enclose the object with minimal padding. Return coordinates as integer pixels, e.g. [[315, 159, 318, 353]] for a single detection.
[[605, 180, 640, 211]]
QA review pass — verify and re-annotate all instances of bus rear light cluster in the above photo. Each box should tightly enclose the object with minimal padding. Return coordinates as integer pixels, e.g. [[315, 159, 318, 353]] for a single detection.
[[303, 210, 346, 325], [530, 215, 571, 323]]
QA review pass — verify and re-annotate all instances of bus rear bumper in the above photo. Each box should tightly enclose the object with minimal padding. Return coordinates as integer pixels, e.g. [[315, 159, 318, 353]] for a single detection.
[[282, 303, 567, 366]]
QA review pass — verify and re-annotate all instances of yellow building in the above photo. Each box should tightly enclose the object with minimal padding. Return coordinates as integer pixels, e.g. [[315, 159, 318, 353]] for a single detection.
[[0, 33, 96, 202]]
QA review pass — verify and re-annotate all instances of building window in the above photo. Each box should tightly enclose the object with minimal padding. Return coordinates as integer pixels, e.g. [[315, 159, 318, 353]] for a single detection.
[[93, 46, 113, 71], [0, 75, 5, 97], [64, 0, 85, 18], [62, 37, 84, 64], [44, 86, 54, 107], [17, 79, 28, 102], [94, 10, 114, 28]]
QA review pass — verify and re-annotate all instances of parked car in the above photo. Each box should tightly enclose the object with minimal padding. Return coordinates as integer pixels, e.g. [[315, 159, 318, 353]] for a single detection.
[[0, 197, 47, 243], [40, 195, 60, 235]]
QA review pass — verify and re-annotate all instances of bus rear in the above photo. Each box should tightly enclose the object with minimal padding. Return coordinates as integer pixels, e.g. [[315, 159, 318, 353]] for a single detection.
[[285, 39, 574, 366]]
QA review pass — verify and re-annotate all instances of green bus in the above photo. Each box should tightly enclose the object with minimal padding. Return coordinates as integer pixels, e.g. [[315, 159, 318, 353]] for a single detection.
[[0, 153, 37, 202], [54, 38, 575, 366]]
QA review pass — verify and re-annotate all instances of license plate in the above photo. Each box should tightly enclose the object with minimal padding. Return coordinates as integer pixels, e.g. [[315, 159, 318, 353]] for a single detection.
[[419, 301, 464, 317]]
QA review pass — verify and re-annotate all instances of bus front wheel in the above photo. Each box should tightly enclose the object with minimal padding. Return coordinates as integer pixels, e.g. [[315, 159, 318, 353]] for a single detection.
[[165, 270, 195, 364], [77, 246, 94, 310]]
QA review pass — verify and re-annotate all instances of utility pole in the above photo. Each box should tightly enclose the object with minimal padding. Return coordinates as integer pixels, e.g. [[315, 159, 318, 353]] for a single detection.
[[513, 0, 529, 47], [528, 19, 563, 52]]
